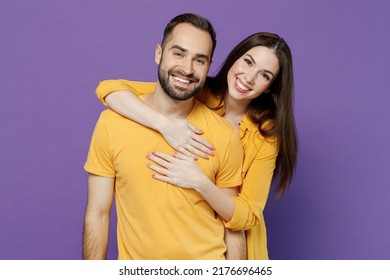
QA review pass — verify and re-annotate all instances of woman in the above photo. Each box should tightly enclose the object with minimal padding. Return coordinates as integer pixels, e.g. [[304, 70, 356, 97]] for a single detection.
[[95, 32, 298, 259]]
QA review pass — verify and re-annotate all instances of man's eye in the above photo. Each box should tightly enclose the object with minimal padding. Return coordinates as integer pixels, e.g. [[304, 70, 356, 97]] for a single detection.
[[195, 59, 206, 65]]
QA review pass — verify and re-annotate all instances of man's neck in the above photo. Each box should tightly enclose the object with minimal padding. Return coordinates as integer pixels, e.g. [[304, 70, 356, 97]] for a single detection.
[[144, 83, 196, 119]]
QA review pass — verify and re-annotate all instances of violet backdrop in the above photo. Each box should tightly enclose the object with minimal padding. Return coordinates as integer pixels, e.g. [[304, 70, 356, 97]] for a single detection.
[[1, 0, 389, 259]]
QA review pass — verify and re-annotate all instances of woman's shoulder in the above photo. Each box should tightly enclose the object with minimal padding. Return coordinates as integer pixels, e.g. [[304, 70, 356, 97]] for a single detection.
[[241, 115, 278, 149], [196, 87, 224, 113]]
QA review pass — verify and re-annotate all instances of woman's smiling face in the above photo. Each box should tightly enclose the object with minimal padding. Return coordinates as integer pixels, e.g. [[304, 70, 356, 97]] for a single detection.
[[227, 45, 280, 102]]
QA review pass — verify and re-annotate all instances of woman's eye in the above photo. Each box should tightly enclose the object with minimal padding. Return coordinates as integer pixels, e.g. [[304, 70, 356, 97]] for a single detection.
[[260, 73, 270, 81], [244, 58, 252, 66]]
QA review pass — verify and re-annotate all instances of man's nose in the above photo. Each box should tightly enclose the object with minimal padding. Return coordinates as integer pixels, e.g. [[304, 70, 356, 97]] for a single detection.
[[179, 58, 194, 75]]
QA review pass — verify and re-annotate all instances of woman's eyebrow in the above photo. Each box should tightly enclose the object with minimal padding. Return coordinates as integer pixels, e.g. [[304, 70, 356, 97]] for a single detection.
[[246, 54, 275, 77]]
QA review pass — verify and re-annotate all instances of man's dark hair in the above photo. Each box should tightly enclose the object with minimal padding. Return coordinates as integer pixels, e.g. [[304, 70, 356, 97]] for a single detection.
[[161, 13, 217, 59]]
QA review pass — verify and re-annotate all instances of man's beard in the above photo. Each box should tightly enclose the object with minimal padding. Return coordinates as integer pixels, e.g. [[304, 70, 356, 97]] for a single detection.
[[158, 66, 203, 101]]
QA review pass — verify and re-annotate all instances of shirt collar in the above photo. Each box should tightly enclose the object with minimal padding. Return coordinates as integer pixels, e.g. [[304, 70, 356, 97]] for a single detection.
[[238, 114, 258, 138]]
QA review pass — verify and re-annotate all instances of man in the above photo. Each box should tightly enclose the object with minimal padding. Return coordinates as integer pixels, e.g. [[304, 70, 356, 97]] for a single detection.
[[83, 13, 244, 260]]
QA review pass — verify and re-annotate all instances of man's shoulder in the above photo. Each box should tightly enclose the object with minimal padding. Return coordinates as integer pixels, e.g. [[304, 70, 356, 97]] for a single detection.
[[99, 108, 125, 120], [96, 109, 130, 128], [195, 101, 233, 131]]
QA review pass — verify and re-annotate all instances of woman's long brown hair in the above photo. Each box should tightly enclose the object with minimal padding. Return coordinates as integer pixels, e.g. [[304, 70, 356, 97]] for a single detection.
[[206, 32, 298, 199]]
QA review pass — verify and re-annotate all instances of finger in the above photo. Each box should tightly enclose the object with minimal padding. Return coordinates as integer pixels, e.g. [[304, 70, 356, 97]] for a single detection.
[[191, 141, 214, 157], [146, 153, 172, 168], [176, 147, 198, 160], [151, 173, 174, 184], [192, 135, 215, 151], [151, 150, 175, 162], [186, 138, 215, 158], [146, 163, 170, 176], [184, 145, 209, 159], [172, 151, 195, 161], [186, 121, 203, 135]]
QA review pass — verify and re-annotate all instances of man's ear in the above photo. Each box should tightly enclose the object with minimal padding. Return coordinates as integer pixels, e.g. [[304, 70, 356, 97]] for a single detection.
[[155, 44, 162, 64]]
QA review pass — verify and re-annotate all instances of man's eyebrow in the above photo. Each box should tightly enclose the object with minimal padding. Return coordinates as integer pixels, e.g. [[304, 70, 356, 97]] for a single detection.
[[246, 53, 275, 77], [170, 45, 186, 52], [170, 45, 210, 61]]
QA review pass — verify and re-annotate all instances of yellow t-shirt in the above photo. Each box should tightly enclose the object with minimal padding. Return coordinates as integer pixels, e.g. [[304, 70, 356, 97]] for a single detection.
[[95, 80, 278, 260], [85, 98, 243, 260]]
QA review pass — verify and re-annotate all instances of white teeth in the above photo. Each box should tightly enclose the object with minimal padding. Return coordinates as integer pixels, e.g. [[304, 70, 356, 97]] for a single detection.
[[236, 79, 249, 91], [174, 77, 190, 84]]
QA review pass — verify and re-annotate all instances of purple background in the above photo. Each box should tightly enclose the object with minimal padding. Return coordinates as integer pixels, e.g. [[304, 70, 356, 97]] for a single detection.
[[1, 0, 389, 260]]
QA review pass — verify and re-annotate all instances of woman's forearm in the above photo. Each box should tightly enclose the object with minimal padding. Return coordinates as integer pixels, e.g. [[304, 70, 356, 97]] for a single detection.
[[105, 90, 169, 132], [195, 176, 237, 222], [97, 80, 215, 159], [146, 150, 238, 221]]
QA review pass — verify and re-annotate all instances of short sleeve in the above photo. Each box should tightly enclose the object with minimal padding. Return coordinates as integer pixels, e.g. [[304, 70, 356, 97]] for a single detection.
[[84, 111, 116, 177]]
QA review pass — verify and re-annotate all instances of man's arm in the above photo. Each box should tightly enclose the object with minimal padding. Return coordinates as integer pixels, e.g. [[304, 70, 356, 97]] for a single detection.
[[220, 187, 247, 260], [224, 229, 247, 260], [82, 174, 115, 260]]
